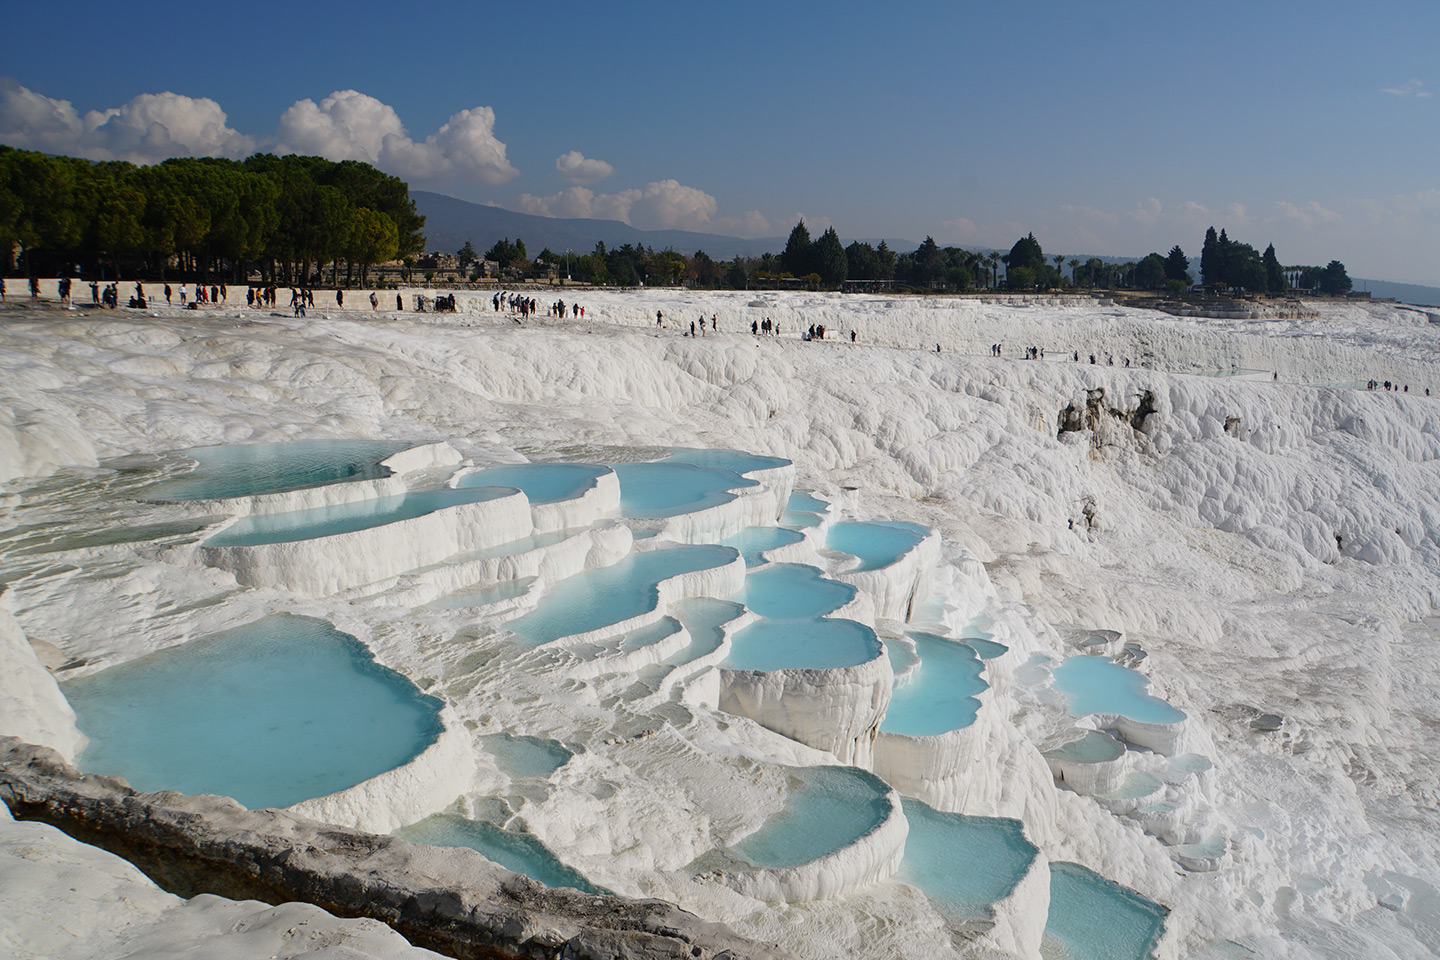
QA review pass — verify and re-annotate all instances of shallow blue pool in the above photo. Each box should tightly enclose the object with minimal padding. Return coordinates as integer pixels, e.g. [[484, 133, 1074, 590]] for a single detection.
[[147, 440, 411, 501], [897, 799, 1039, 923], [481, 733, 572, 778], [456, 463, 609, 504], [507, 545, 737, 644], [786, 490, 831, 514], [63, 616, 442, 810], [964, 636, 1009, 660], [781, 510, 824, 529], [1043, 730, 1126, 764], [664, 448, 790, 476], [827, 521, 929, 572], [882, 634, 986, 736], [667, 598, 746, 666], [732, 766, 891, 868], [1052, 656, 1187, 725], [722, 617, 882, 672], [205, 485, 515, 547], [397, 815, 609, 895], [611, 461, 756, 518], [740, 563, 856, 619], [1044, 861, 1168, 960], [427, 577, 536, 611], [722, 526, 806, 567]]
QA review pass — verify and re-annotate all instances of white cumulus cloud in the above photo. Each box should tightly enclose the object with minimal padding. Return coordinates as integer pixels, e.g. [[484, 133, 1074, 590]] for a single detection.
[[555, 150, 613, 185], [1381, 79, 1432, 98], [0, 79, 255, 163], [515, 178, 719, 231], [273, 89, 518, 186]]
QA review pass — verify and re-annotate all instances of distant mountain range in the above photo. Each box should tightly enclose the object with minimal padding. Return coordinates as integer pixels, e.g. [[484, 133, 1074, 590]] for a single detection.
[[413, 192, 788, 260], [413, 192, 1440, 308], [1350, 279, 1440, 308]]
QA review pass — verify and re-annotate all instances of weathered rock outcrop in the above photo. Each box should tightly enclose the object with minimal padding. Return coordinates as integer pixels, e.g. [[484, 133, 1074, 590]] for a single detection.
[[0, 739, 791, 960]]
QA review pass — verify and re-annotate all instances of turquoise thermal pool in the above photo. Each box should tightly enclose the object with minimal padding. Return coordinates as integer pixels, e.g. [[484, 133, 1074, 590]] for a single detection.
[[964, 636, 1009, 660], [881, 634, 987, 736], [666, 598, 746, 665], [722, 618, 882, 672], [147, 439, 411, 501], [780, 510, 824, 529], [1044, 861, 1168, 960], [455, 463, 609, 504], [731, 766, 892, 868], [826, 521, 929, 571], [663, 448, 791, 476], [611, 461, 757, 518], [740, 563, 856, 619], [897, 800, 1039, 923], [426, 576, 536, 611], [397, 815, 608, 895], [1052, 656, 1187, 724], [786, 490, 831, 514], [62, 616, 442, 810], [506, 545, 738, 644], [204, 485, 515, 547], [481, 733, 572, 778], [723, 526, 806, 567], [1044, 730, 1126, 764]]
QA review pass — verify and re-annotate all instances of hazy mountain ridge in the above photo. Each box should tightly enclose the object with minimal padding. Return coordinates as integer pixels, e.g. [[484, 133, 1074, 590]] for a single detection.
[[414, 192, 1440, 307]]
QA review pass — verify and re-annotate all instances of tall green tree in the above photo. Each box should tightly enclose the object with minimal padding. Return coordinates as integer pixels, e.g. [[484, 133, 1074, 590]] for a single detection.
[[1163, 246, 1190, 284], [1199, 227, 1221, 287], [845, 241, 879, 281], [1262, 243, 1286, 294], [876, 240, 896, 281], [1319, 260, 1352, 295], [1007, 232, 1046, 273], [1, 148, 84, 274], [813, 226, 847, 285], [914, 236, 944, 284], [1135, 252, 1167, 289], [347, 207, 399, 285], [781, 219, 813, 276]]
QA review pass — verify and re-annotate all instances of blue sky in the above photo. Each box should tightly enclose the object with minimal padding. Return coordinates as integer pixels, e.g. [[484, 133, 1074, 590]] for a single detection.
[[2, 0, 1437, 283]]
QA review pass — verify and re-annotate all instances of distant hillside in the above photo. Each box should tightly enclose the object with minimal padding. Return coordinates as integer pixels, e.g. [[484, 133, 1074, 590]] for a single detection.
[[1352, 279, 1440, 308], [412, 192, 785, 260], [412, 194, 1440, 303]]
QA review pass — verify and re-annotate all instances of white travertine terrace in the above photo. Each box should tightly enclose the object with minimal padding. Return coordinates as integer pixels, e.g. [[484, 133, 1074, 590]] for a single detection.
[[13, 288, 1440, 959], [288, 704, 477, 835], [719, 650, 894, 768], [199, 488, 534, 596]]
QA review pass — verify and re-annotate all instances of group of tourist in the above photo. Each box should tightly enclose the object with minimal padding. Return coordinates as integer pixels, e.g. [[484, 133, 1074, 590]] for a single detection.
[[494, 291, 541, 319], [751, 317, 782, 336], [1368, 379, 1425, 395]]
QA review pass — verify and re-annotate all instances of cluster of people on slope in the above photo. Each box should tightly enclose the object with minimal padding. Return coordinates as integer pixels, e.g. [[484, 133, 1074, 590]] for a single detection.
[[751, 317, 781, 336], [494, 291, 540, 319], [684, 314, 717, 337], [1369, 379, 1425, 395]]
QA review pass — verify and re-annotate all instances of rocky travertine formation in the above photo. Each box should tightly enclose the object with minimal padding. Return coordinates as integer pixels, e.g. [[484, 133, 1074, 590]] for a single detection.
[[0, 739, 791, 960]]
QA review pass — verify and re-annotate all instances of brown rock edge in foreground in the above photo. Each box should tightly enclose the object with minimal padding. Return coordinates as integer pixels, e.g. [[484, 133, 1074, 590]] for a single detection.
[[0, 738, 793, 960]]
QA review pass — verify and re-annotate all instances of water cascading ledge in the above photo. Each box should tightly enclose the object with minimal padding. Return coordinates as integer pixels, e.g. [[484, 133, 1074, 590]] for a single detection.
[[0, 740, 792, 960], [287, 703, 477, 835], [832, 525, 941, 622], [719, 648, 894, 768], [703, 767, 909, 904], [200, 488, 534, 596]]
